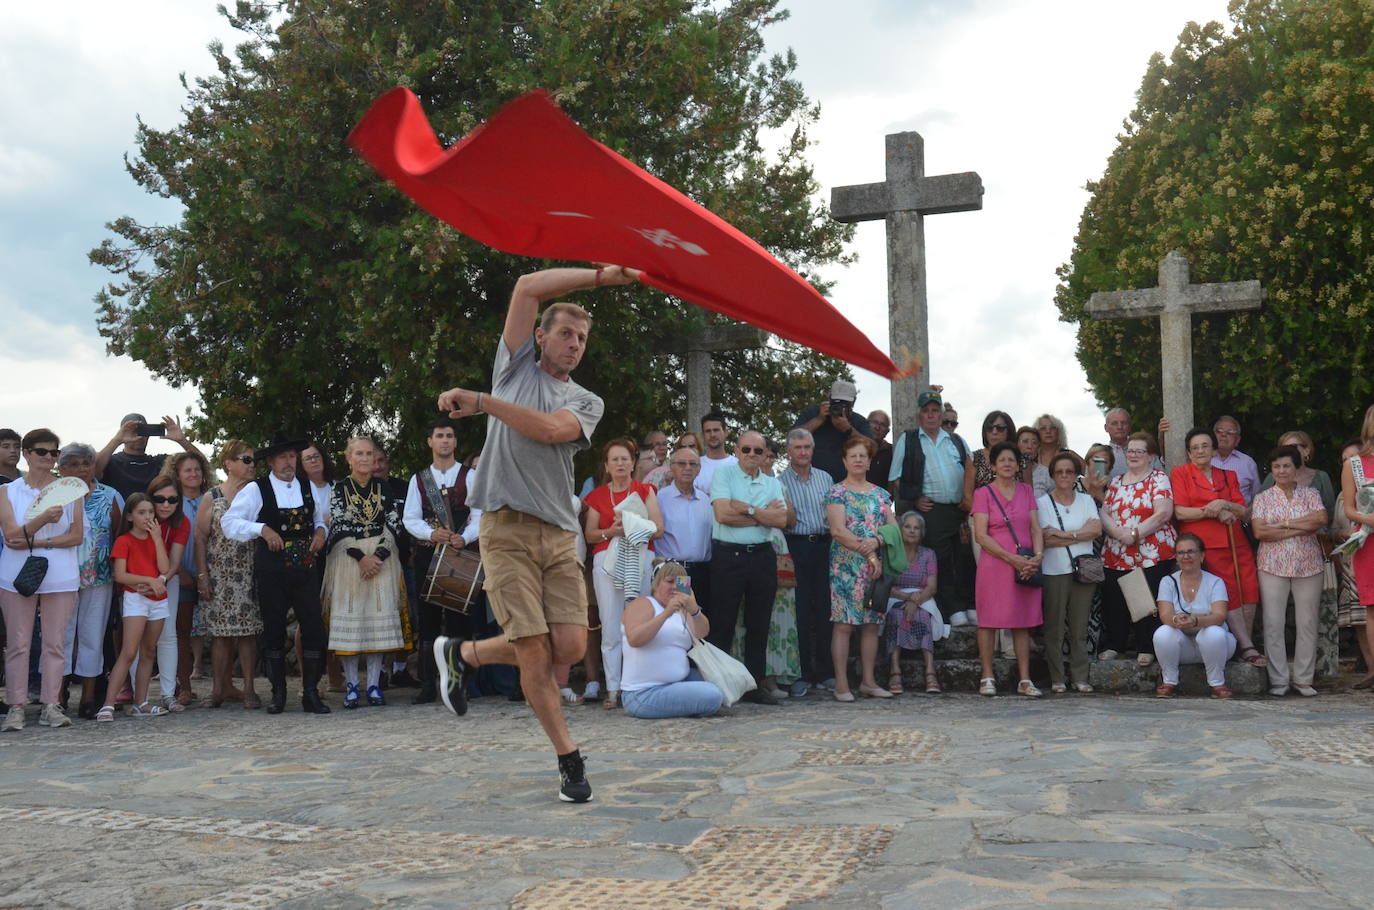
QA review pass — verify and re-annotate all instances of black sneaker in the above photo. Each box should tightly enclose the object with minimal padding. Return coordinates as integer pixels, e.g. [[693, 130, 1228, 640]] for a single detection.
[[557, 750, 593, 803], [740, 688, 781, 706], [434, 637, 468, 717]]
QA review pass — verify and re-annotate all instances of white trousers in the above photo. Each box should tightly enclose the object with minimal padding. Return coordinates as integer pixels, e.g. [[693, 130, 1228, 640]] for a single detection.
[[1153, 624, 1236, 687], [132, 576, 179, 699], [63, 583, 113, 677], [1259, 570, 1322, 688], [591, 549, 654, 693]]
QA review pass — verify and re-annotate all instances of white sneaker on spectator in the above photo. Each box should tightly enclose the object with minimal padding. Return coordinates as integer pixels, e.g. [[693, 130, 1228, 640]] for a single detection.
[[39, 704, 71, 728], [817, 678, 837, 691], [950, 611, 970, 626], [2, 705, 25, 732], [965, 610, 977, 625]]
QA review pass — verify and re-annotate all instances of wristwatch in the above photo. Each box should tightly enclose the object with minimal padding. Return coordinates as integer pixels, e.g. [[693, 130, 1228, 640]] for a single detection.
[[746, 505, 756, 517]]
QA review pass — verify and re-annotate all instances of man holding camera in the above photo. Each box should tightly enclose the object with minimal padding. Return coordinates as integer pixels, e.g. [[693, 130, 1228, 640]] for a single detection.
[[94, 413, 204, 501], [791, 380, 873, 481]]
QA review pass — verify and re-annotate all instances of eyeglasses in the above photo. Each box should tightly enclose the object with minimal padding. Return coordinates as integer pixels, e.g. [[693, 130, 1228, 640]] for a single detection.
[[235, 455, 256, 464], [301, 453, 323, 462], [1187, 444, 1212, 452], [1175, 548, 1202, 557], [942, 420, 958, 429], [670, 460, 699, 468], [738, 446, 765, 455], [26, 447, 60, 458], [1125, 448, 1149, 456], [150, 495, 181, 505], [988, 424, 1010, 433]]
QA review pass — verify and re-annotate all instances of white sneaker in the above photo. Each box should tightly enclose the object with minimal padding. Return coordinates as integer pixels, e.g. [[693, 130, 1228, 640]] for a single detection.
[[949, 611, 971, 626], [1, 705, 25, 732], [39, 704, 71, 728]]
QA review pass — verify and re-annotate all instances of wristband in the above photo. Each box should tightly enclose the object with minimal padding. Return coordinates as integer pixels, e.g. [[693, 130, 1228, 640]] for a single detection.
[[594, 266, 604, 287]]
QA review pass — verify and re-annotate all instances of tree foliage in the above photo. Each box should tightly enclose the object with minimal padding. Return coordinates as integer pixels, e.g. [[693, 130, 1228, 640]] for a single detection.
[[92, 0, 854, 474], [1055, 0, 1374, 464]]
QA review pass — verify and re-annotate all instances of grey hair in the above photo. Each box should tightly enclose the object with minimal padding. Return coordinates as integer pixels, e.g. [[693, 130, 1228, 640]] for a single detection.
[[786, 427, 814, 445], [1104, 407, 1130, 422], [57, 442, 97, 465], [1214, 414, 1242, 432], [898, 510, 926, 536]]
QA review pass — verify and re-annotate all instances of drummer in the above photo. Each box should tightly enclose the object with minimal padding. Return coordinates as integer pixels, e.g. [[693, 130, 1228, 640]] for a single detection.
[[403, 417, 482, 705]]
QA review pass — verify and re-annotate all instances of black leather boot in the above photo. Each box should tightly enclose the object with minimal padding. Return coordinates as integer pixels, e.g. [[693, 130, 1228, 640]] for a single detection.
[[412, 640, 438, 705], [264, 651, 287, 715], [300, 651, 331, 715]]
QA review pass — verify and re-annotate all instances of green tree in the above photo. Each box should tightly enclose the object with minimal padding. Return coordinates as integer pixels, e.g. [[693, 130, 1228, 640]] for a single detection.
[[92, 0, 853, 474], [1055, 0, 1374, 465]]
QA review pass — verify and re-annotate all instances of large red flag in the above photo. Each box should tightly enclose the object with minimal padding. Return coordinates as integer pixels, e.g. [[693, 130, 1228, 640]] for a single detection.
[[347, 88, 903, 378]]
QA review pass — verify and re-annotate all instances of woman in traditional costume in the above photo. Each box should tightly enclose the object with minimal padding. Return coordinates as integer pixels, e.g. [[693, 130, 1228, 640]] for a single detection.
[[321, 437, 411, 708]]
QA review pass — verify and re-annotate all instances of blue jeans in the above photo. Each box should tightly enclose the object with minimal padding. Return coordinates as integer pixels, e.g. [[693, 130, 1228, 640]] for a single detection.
[[622, 668, 722, 719]]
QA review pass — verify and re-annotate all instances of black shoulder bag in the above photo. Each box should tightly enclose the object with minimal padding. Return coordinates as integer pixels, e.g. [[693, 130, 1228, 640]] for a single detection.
[[988, 487, 1044, 587], [1047, 495, 1105, 584], [13, 531, 49, 597]]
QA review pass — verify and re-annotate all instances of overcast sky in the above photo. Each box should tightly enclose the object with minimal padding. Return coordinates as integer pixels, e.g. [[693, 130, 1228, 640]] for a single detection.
[[0, 0, 1233, 460]]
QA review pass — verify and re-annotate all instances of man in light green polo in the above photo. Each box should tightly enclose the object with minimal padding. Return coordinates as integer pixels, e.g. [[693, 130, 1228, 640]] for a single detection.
[[707, 430, 794, 705]]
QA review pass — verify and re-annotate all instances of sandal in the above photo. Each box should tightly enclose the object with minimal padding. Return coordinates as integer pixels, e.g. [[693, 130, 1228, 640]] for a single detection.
[[560, 688, 584, 707], [1240, 648, 1268, 667], [887, 672, 904, 695], [242, 691, 262, 710], [924, 672, 942, 695], [95, 705, 115, 723], [1017, 679, 1042, 698], [979, 677, 997, 696], [130, 702, 169, 718], [604, 691, 620, 710]]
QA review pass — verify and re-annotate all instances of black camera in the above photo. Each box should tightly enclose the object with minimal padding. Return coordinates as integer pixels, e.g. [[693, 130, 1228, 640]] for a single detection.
[[828, 399, 851, 418]]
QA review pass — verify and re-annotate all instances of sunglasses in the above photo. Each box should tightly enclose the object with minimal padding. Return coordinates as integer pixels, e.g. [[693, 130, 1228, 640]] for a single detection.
[[26, 447, 60, 458], [150, 495, 181, 505], [942, 420, 958, 429], [988, 424, 1010, 433], [235, 455, 256, 464], [738, 446, 766, 455]]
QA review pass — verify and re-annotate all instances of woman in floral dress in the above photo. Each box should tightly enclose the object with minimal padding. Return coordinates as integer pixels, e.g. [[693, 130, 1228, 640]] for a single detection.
[[196, 440, 262, 708], [824, 435, 896, 702]]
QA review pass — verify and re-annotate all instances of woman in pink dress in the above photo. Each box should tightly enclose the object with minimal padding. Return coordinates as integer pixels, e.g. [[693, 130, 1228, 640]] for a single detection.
[[1341, 404, 1374, 688], [971, 442, 1044, 697]]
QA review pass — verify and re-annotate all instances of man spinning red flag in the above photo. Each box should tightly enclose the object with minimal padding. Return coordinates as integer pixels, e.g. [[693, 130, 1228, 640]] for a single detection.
[[348, 88, 902, 378]]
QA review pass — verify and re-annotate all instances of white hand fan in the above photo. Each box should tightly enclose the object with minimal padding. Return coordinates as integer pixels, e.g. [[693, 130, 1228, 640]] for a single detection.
[[24, 476, 90, 520]]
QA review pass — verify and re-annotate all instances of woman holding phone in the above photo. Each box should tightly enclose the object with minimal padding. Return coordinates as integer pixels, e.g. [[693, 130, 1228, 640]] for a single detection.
[[619, 562, 721, 718]]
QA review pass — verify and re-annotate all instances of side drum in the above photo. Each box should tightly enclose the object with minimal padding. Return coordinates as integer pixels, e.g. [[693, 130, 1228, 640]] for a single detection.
[[424, 544, 484, 613]]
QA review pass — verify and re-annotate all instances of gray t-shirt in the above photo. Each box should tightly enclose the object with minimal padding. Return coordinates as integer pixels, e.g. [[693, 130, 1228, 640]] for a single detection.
[[468, 336, 603, 533]]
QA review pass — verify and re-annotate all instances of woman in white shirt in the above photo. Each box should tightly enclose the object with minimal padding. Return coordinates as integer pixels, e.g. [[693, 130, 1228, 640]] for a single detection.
[[620, 562, 721, 718], [1152, 532, 1236, 698], [1037, 452, 1102, 693]]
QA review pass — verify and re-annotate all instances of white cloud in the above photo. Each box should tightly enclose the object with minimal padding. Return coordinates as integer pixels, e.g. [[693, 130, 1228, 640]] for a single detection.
[[0, 307, 199, 455], [0, 144, 62, 196]]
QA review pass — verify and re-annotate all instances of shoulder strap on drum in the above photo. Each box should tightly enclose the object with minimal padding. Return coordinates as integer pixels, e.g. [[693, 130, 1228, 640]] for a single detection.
[[419, 467, 454, 531]]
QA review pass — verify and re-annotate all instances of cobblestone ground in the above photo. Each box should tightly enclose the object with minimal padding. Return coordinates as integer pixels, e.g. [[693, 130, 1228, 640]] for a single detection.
[[1, 684, 1373, 909]]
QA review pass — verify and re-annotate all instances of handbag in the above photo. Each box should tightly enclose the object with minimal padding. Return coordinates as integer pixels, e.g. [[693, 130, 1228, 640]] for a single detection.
[[687, 636, 756, 707], [13, 531, 49, 598], [1047, 495, 1105, 584], [987, 486, 1044, 587], [776, 552, 796, 588]]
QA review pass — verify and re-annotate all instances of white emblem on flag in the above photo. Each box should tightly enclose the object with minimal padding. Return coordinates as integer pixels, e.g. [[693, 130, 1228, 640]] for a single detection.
[[632, 227, 708, 256]]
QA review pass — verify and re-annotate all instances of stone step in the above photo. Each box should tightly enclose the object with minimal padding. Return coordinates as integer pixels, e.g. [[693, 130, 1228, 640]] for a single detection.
[[883, 656, 1267, 696]]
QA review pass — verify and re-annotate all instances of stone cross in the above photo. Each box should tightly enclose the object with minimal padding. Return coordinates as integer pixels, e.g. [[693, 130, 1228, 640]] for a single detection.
[[831, 132, 982, 434], [659, 322, 767, 434], [1087, 251, 1265, 468]]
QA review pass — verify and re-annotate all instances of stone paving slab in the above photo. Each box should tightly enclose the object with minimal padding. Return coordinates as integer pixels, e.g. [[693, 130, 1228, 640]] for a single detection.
[[1, 684, 1372, 908]]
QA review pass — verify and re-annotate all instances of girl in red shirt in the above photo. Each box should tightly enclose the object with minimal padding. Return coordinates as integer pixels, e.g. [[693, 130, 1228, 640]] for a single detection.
[[98, 494, 171, 721]]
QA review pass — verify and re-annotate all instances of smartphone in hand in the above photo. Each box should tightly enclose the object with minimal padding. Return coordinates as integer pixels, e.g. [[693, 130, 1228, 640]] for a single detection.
[[674, 576, 692, 595], [136, 422, 166, 437]]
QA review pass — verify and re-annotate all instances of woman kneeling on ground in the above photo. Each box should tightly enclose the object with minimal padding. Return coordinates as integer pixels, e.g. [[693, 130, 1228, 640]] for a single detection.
[[619, 561, 721, 719]]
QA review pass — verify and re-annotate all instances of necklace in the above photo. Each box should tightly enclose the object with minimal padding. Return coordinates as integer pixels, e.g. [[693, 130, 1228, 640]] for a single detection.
[[346, 477, 384, 525], [1180, 573, 1201, 603]]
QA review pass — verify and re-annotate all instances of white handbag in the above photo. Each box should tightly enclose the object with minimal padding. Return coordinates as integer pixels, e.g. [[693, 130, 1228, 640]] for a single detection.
[[687, 637, 756, 707]]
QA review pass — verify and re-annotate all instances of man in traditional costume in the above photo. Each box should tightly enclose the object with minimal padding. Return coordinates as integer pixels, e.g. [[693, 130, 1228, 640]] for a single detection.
[[221, 432, 331, 714], [403, 418, 482, 705]]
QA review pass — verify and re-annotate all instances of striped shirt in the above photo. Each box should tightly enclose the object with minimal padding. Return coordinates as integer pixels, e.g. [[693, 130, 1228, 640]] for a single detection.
[[778, 466, 835, 536]]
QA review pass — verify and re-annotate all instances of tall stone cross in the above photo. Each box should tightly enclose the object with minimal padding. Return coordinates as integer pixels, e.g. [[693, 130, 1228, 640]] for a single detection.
[[1087, 251, 1265, 468], [831, 132, 983, 433], [659, 322, 768, 434]]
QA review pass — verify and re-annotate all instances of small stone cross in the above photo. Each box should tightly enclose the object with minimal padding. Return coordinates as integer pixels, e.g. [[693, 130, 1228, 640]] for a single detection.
[[831, 132, 982, 434], [1087, 251, 1265, 467], [659, 322, 767, 433]]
